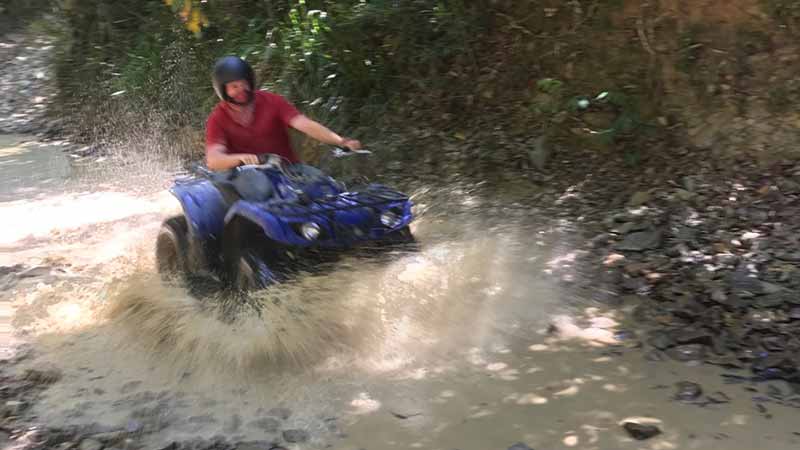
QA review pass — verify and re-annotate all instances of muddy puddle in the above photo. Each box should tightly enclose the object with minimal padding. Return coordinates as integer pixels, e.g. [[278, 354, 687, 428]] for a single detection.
[[2, 136, 799, 450]]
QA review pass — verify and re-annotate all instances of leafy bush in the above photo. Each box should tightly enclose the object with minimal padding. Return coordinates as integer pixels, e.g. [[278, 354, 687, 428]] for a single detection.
[[51, 0, 492, 146]]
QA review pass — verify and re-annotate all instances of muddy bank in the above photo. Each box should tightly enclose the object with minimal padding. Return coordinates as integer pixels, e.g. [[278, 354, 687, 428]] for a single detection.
[[3, 148, 800, 450], [531, 145, 800, 389]]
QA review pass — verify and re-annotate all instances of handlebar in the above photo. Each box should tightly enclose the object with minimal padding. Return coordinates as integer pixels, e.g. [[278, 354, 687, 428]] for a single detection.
[[238, 153, 286, 171], [331, 147, 372, 158], [240, 146, 372, 169]]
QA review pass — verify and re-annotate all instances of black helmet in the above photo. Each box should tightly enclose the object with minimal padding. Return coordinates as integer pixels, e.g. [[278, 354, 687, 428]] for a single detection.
[[212, 56, 255, 104]]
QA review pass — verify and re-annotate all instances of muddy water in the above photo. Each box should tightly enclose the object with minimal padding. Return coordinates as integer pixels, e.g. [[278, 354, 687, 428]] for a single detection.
[[3, 137, 799, 450], [0, 134, 71, 202]]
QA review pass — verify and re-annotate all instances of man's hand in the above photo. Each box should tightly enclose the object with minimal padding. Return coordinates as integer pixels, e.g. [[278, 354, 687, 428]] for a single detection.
[[289, 115, 363, 151], [237, 153, 260, 165], [341, 138, 362, 151], [206, 145, 260, 171]]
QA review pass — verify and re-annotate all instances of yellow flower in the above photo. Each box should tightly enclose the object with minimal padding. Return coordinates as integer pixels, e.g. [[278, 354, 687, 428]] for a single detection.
[[187, 9, 201, 33]]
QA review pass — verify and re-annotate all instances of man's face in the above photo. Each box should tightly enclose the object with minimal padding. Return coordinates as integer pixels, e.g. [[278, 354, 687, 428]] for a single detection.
[[225, 79, 251, 104]]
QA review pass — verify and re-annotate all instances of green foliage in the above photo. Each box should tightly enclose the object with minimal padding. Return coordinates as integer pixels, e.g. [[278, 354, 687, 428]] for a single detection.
[[763, 0, 800, 29], [531, 78, 566, 117], [527, 73, 656, 160], [676, 25, 705, 74], [0, 0, 51, 32], [767, 85, 792, 113], [51, 0, 493, 145], [536, 78, 563, 95]]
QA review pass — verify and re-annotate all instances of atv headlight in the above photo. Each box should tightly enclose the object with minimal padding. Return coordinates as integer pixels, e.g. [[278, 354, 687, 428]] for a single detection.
[[380, 211, 402, 228], [300, 222, 321, 240]]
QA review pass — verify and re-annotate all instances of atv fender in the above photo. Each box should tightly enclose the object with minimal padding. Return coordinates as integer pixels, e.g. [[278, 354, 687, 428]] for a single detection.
[[224, 201, 325, 247], [170, 180, 228, 240]]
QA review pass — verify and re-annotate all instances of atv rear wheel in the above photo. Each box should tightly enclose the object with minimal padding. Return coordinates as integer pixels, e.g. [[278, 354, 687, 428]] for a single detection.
[[156, 216, 189, 282]]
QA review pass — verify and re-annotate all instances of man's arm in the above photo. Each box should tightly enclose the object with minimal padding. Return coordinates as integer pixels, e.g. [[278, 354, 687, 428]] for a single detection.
[[289, 115, 361, 150], [206, 143, 259, 171]]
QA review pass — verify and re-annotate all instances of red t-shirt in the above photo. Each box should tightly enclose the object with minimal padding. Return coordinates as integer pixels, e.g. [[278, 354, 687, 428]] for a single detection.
[[205, 90, 302, 163]]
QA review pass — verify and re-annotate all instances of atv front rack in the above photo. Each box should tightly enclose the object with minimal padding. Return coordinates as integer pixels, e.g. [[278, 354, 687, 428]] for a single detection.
[[258, 184, 409, 218]]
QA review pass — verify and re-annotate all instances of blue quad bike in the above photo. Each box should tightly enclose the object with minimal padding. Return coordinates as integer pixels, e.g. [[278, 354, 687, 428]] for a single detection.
[[155, 150, 415, 293]]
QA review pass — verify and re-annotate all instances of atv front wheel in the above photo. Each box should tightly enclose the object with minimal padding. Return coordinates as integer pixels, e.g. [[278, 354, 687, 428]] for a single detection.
[[156, 216, 189, 282], [385, 226, 415, 244], [234, 250, 274, 291]]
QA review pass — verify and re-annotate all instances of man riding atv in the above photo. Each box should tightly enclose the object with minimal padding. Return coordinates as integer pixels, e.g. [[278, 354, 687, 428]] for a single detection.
[[154, 56, 413, 295], [205, 55, 361, 170]]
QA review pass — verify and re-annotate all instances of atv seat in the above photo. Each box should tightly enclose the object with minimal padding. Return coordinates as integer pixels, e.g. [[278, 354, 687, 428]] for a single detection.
[[230, 168, 275, 202], [200, 167, 275, 206]]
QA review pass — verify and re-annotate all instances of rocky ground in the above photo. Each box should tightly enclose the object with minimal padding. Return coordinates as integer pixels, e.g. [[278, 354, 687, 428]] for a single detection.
[[395, 120, 800, 400], [533, 145, 800, 402]]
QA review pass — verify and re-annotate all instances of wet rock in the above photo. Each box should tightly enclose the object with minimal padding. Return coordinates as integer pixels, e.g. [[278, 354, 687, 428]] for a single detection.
[[624, 261, 651, 276], [751, 353, 796, 380], [79, 439, 103, 450], [120, 381, 142, 394], [3, 400, 26, 417], [17, 265, 51, 278], [507, 444, 534, 450], [0, 264, 24, 276], [673, 329, 713, 346], [629, 191, 651, 206], [390, 410, 422, 419], [760, 282, 785, 295], [756, 293, 791, 308], [188, 415, 216, 424], [267, 408, 291, 420], [387, 161, 404, 171], [614, 222, 638, 234], [647, 331, 674, 350], [728, 267, 764, 297], [746, 310, 786, 327], [528, 136, 550, 171], [130, 405, 173, 432], [235, 441, 275, 450], [24, 368, 62, 384], [248, 418, 279, 433], [714, 253, 739, 266], [674, 381, 703, 402], [674, 189, 695, 201], [705, 391, 732, 404], [622, 422, 661, 440], [776, 251, 800, 262], [282, 429, 309, 443], [616, 229, 664, 252], [766, 380, 797, 399], [645, 349, 668, 361], [87, 431, 126, 444], [666, 344, 706, 362], [683, 176, 698, 192], [589, 233, 611, 248], [761, 335, 788, 351], [710, 287, 728, 303], [224, 414, 242, 434], [125, 420, 143, 434]]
